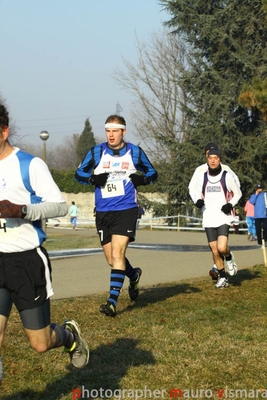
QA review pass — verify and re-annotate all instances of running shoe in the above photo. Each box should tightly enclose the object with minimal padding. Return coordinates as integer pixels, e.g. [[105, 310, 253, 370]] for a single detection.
[[225, 252, 238, 276], [209, 266, 219, 281], [99, 301, 117, 317], [215, 277, 229, 289], [62, 319, 89, 368], [128, 267, 142, 300]]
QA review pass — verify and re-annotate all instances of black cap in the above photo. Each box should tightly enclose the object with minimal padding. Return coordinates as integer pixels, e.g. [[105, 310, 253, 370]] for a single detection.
[[208, 148, 221, 158], [205, 142, 218, 153], [256, 183, 264, 189]]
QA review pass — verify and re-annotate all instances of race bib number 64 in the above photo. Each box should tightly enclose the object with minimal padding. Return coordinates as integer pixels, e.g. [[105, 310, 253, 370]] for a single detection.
[[101, 179, 125, 198]]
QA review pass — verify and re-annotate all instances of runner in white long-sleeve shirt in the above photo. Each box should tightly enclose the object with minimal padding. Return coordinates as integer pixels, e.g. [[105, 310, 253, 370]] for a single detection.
[[189, 142, 240, 280], [189, 148, 242, 289]]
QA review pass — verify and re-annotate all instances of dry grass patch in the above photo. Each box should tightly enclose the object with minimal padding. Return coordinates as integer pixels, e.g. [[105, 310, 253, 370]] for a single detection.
[[1, 265, 267, 399], [44, 230, 100, 251]]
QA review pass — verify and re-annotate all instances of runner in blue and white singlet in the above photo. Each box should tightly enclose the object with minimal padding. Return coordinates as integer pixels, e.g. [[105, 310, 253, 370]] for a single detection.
[[0, 102, 89, 384], [75, 114, 158, 317]]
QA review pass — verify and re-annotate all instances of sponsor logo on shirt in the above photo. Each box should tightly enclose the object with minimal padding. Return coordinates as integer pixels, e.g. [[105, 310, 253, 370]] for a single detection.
[[207, 186, 222, 192], [121, 162, 129, 170], [109, 171, 127, 179], [103, 161, 110, 168]]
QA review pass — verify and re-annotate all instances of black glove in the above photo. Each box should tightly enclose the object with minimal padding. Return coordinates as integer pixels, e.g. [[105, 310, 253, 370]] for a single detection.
[[221, 203, 233, 214], [195, 199, 205, 209], [0, 200, 26, 219], [89, 173, 109, 187], [129, 174, 147, 187]]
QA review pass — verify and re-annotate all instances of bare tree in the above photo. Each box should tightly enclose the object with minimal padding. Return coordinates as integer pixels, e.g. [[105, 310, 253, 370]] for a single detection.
[[47, 134, 80, 169], [113, 29, 190, 163], [113, 29, 192, 214], [19, 143, 42, 158], [20, 134, 80, 170]]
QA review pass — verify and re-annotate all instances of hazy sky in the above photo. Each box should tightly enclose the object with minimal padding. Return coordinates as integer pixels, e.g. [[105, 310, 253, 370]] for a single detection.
[[0, 0, 169, 148]]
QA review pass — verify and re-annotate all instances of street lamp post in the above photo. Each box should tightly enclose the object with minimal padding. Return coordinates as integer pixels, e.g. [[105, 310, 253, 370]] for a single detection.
[[39, 130, 50, 161], [39, 130, 50, 233]]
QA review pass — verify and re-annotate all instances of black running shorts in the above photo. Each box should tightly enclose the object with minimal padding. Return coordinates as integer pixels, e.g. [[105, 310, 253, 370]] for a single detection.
[[0, 246, 53, 313], [205, 224, 230, 243], [96, 208, 138, 245]]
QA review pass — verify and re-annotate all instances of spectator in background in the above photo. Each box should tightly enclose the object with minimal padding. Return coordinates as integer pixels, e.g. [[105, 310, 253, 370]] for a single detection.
[[136, 204, 145, 229], [244, 196, 256, 241], [232, 209, 240, 234], [69, 201, 78, 230], [249, 184, 267, 247]]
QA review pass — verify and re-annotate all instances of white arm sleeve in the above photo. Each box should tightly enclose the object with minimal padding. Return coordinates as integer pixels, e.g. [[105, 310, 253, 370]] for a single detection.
[[25, 202, 68, 221], [189, 164, 207, 203], [25, 157, 68, 220]]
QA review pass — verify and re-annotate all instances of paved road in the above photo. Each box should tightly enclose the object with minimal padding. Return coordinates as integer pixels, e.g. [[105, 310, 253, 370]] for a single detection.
[[49, 228, 265, 300]]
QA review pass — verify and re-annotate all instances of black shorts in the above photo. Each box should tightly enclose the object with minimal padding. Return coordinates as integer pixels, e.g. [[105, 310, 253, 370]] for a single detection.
[[205, 224, 230, 243], [0, 246, 53, 313], [96, 208, 138, 245]]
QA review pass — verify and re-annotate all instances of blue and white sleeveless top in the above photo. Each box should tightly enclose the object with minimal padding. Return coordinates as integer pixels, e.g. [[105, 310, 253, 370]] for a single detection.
[[94, 143, 138, 212], [0, 147, 65, 252]]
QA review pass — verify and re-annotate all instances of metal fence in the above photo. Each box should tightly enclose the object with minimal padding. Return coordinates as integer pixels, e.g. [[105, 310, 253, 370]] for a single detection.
[[49, 214, 248, 233], [137, 215, 248, 232]]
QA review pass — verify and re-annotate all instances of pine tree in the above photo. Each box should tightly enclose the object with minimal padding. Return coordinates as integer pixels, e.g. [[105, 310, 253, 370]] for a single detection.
[[76, 118, 96, 162], [238, 0, 267, 123], [161, 0, 267, 201]]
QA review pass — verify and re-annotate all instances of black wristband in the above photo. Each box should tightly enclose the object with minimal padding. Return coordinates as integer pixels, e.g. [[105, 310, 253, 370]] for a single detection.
[[89, 176, 95, 185]]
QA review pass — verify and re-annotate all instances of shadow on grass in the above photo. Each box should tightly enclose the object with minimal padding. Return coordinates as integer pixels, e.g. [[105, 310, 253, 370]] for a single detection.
[[2, 338, 155, 400], [227, 267, 262, 287], [120, 282, 201, 315], [122, 267, 263, 314]]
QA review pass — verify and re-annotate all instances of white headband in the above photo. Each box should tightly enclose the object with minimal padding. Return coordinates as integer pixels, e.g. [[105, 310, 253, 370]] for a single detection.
[[105, 123, 126, 129]]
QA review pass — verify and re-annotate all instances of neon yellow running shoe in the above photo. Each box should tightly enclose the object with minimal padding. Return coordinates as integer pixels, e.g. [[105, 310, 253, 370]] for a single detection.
[[62, 319, 89, 368]]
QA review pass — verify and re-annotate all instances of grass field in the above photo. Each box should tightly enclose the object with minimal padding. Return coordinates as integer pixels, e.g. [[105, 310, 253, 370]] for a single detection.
[[43, 229, 100, 251], [1, 231, 267, 399]]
